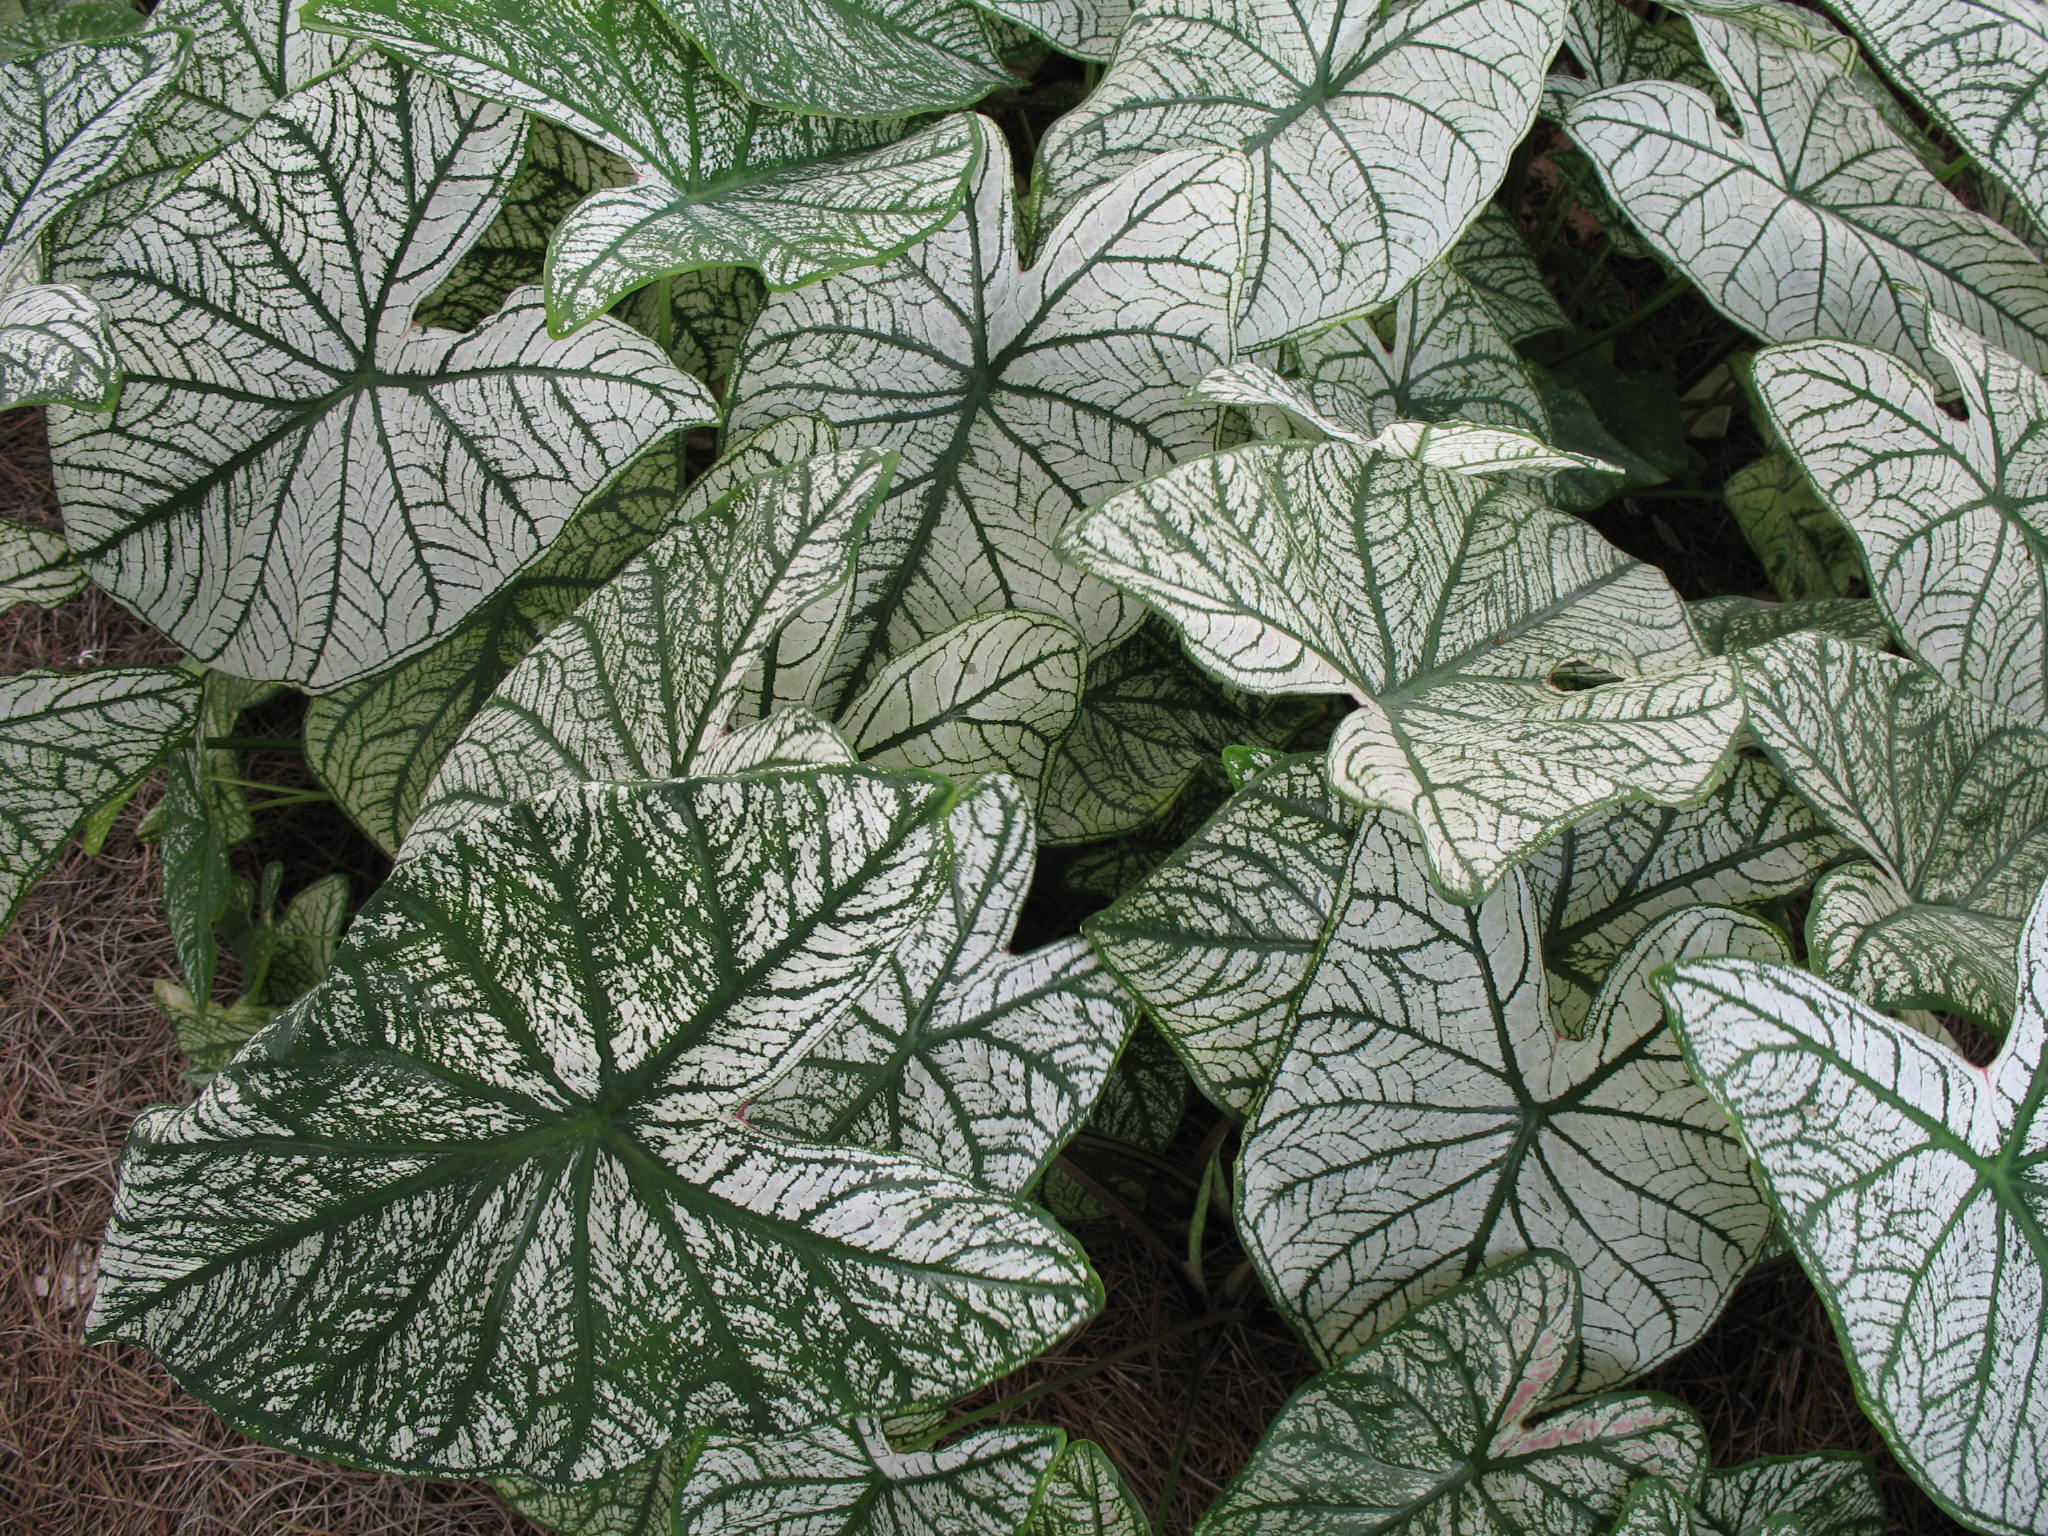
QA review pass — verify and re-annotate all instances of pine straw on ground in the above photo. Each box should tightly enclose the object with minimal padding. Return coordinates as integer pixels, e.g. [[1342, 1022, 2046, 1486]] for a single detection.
[[0, 402, 1973, 1534]]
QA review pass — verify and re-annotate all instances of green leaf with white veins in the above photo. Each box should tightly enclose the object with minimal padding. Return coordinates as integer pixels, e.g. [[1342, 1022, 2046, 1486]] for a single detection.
[[49, 58, 716, 692], [751, 774, 1133, 1195], [1657, 883, 2048, 1536], [403, 447, 894, 858], [1035, 0, 1564, 349], [1736, 633, 2048, 1031], [1455, 204, 1570, 343], [1059, 439, 1742, 903], [1722, 453, 1864, 605], [729, 125, 1248, 702], [2, 666, 199, 935], [1751, 310, 2048, 725], [1022, 1440, 1148, 1536], [1, 516, 86, 612], [1195, 1252, 1708, 1536], [90, 769, 1101, 1483], [1563, 16, 2048, 382], [304, 0, 980, 335], [1242, 811, 1782, 1388], [1700, 1453, 1884, 1536]]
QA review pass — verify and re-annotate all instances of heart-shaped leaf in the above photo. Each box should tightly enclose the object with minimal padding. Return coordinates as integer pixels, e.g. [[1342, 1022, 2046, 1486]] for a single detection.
[[728, 122, 1249, 703], [49, 56, 717, 691], [1035, 0, 1564, 348], [304, 0, 981, 333], [1658, 880, 2048, 1536], [90, 769, 1100, 1483], [1194, 1251, 1708, 1536], [1737, 633, 2048, 1029], [1751, 308, 2048, 725], [1564, 16, 2048, 381], [1242, 807, 1781, 1388], [1059, 439, 1741, 902], [1022, 1440, 1148, 1536]]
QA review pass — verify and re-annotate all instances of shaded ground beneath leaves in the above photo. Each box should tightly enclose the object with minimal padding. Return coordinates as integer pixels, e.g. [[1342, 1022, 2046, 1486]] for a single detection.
[[0, 397, 1970, 1535]]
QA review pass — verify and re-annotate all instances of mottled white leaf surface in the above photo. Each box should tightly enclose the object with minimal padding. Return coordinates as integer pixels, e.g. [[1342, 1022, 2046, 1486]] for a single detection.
[[1659, 881, 2048, 1536], [1022, 1440, 1149, 1536], [971, 0, 1126, 59], [1, 515, 87, 612], [1722, 452, 1864, 604], [1195, 1253, 1707, 1536], [1036, 0, 1565, 347], [1700, 1452, 1885, 1536], [0, 280, 117, 410], [91, 771, 1100, 1484]]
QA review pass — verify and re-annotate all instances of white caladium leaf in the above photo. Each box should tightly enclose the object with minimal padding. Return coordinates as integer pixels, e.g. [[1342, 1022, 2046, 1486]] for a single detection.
[[0, 281, 117, 410], [1700, 1453, 1884, 1536], [838, 612, 1085, 801], [1821, 1, 2048, 236], [1751, 310, 2048, 724], [1243, 808, 1782, 1388], [1563, 17, 2048, 381], [751, 775, 1133, 1196], [50, 58, 717, 692], [1196, 1252, 1708, 1536], [1563, 0, 1718, 95], [404, 447, 895, 858], [644, 0, 1007, 118], [1035, 0, 1564, 348], [1, 666, 200, 933], [696, 706, 859, 780], [1455, 204, 1570, 343], [1736, 633, 2048, 1030], [971, 0, 1125, 60], [90, 769, 1100, 1484], [1363, 420, 1615, 480], [304, 0, 980, 334], [1686, 595, 1892, 657], [1059, 439, 1740, 902], [1, 516, 86, 611], [1022, 1440, 1148, 1536], [1658, 883, 2048, 1536], [1086, 752, 1356, 1116], [728, 123, 1249, 702], [1606, 1478, 1703, 1536], [1531, 756, 1846, 1033], [1722, 452, 1863, 604]]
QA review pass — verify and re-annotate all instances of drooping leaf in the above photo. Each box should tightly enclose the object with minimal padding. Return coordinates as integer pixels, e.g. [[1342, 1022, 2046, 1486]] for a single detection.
[[90, 769, 1101, 1483], [1658, 884, 2048, 1536], [1750, 308, 2048, 724], [304, 0, 981, 334], [838, 611, 1085, 801], [1242, 807, 1782, 1388], [1721, 453, 1864, 604], [1034, 0, 1565, 348], [1022, 1440, 1148, 1536], [1563, 16, 2048, 381], [1059, 439, 1741, 902], [1735, 633, 2048, 1030], [728, 123, 1249, 704], [49, 56, 717, 691], [2, 666, 199, 934], [751, 774, 1132, 1196], [402, 446, 893, 857], [1, 516, 86, 611], [1700, 1453, 1884, 1536], [1194, 1252, 1708, 1536]]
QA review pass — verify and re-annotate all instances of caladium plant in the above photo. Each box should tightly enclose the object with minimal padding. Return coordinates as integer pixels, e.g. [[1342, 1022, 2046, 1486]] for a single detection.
[[5, 0, 2048, 1530]]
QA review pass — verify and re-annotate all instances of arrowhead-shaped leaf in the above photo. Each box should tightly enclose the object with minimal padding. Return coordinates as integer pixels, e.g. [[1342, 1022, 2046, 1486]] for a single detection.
[[728, 123, 1249, 702], [1022, 1440, 1149, 1536], [1194, 1252, 1708, 1536], [2, 666, 200, 934], [402, 445, 894, 858], [49, 56, 717, 691], [1563, 16, 2048, 380], [1658, 881, 2048, 1536], [1035, 0, 1564, 348], [1735, 634, 2048, 1030], [1059, 439, 1741, 902], [1751, 309, 2048, 725], [90, 769, 1100, 1483], [303, 0, 981, 334]]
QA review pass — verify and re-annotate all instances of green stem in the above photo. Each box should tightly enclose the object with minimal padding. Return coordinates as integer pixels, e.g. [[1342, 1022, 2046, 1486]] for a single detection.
[[203, 736, 303, 752], [1151, 1336, 1224, 1527], [1548, 277, 1691, 366], [1936, 151, 1975, 184]]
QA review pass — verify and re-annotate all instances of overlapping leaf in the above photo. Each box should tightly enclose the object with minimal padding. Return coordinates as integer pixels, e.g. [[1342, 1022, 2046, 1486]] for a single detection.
[[974, 0, 1127, 60], [1736, 633, 2048, 1030], [49, 57, 716, 691], [1034, 0, 1564, 347], [1241, 808, 1781, 1388], [750, 774, 1134, 1196], [2, 666, 199, 934], [403, 446, 894, 856], [728, 123, 1248, 702], [1194, 1252, 1707, 1536], [1, 516, 85, 611], [1751, 309, 2048, 724], [1659, 882, 2048, 1536], [1721, 453, 1864, 604], [1564, 16, 2048, 380], [1022, 1440, 1148, 1536], [305, 0, 980, 334], [1700, 1453, 1884, 1536], [1059, 439, 1741, 902], [90, 769, 1100, 1484]]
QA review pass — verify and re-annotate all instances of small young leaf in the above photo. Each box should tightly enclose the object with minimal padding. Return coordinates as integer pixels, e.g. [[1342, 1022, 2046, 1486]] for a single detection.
[[1721, 452, 1864, 605], [1701, 1452, 1884, 1536], [1022, 1440, 1149, 1536]]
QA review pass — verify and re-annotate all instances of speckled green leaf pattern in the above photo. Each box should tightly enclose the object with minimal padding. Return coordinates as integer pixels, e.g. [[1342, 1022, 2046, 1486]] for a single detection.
[[1022, 1440, 1149, 1536], [1, 515, 86, 612], [1700, 1453, 1884, 1536]]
